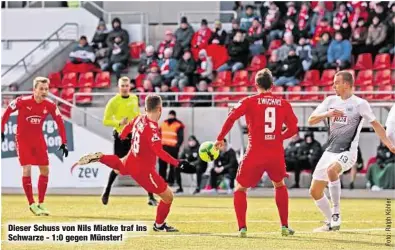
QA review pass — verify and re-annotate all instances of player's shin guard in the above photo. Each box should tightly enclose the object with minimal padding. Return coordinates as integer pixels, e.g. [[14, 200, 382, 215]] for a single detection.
[[328, 179, 341, 214], [234, 190, 247, 230], [99, 155, 126, 174], [275, 185, 289, 227], [155, 201, 172, 225], [22, 176, 35, 205], [38, 175, 48, 204]]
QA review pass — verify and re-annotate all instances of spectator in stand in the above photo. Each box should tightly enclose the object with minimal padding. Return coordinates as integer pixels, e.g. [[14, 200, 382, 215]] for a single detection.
[[196, 49, 213, 83], [297, 3, 311, 36], [311, 18, 334, 46], [157, 30, 176, 59], [265, 2, 282, 42], [366, 143, 395, 190], [296, 36, 312, 71], [172, 50, 196, 89], [369, 2, 386, 23], [240, 5, 259, 31], [138, 45, 156, 74], [106, 17, 129, 48], [285, 133, 304, 188], [69, 36, 96, 64], [349, 5, 369, 30], [159, 48, 177, 85], [192, 19, 212, 50], [142, 79, 154, 92], [333, 2, 349, 31], [209, 20, 228, 45], [91, 19, 110, 70], [385, 3, 395, 25], [145, 62, 162, 90], [174, 16, 194, 59], [274, 49, 303, 87], [339, 20, 352, 40], [246, 17, 265, 56], [351, 18, 369, 57], [325, 31, 351, 70], [160, 83, 176, 107], [366, 15, 388, 57], [310, 2, 333, 35], [267, 50, 282, 79], [104, 35, 130, 79], [311, 32, 331, 70], [379, 15, 395, 54], [192, 80, 212, 107], [217, 31, 249, 72], [285, 2, 297, 21], [232, 1, 244, 18], [229, 19, 243, 42], [276, 32, 297, 62], [284, 18, 301, 43]]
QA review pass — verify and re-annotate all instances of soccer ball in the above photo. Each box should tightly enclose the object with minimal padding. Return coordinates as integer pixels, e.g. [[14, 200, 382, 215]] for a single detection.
[[199, 141, 220, 162]]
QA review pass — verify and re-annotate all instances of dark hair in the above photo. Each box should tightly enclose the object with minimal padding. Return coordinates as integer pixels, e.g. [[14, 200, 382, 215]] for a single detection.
[[145, 94, 162, 112], [255, 68, 273, 90], [335, 71, 354, 86], [169, 110, 176, 116], [80, 36, 87, 41]]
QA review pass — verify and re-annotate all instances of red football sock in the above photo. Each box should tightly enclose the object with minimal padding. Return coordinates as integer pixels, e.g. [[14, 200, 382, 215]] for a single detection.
[[22, 176, 35, 205], [38, 175, 48, 204], [99, 155, 126, 174], [155, 201, 172, 225], [234, 190, 247, 230], [275, 185, 289, 227]]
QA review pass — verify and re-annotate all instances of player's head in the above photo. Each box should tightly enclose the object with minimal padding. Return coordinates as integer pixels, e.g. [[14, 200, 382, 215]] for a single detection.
[[333, 71, 354, 96], [145, 94, 163, 121], [33, 77, 50, 100], [168, 110, 176, 120], [255, 68, 273, 92], [118, 76, 131, 96]]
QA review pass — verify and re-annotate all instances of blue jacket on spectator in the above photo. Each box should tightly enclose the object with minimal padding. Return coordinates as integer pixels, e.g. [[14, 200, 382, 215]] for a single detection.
[[327, 39, 351, 63], [240, 13, 259, 31], [159, 58, 178, 79]]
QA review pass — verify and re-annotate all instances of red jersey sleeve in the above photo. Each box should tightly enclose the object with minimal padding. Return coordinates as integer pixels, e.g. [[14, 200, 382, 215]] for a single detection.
[[217, 98, 248, 141], [281, 101, 298, 140], [47, 101, 67, 144], [120, 116, 138, 140], [1, 97, 21, 133], [149, 122, 179, 167]]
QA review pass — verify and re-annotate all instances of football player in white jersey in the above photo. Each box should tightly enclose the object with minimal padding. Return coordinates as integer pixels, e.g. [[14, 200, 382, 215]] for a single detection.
[[386, 104, 395, 145], [308, 71, 395, 232]]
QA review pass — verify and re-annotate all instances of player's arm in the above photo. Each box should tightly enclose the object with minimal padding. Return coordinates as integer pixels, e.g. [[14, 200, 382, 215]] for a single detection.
[[1, 98, 20, 140], [282, 101, 299, 140], [386, 105, 395, 145], [119, 117, 137, 140], [103, 97, 121, 128], [49, 104, 67, 144], [216, 99, 248, 142], [149, 128, 179, 167], [308, 97, 342, 125]]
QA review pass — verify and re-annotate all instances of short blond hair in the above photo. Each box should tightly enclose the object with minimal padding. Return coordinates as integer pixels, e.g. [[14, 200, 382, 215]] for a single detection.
[[33, 77, 49, 89], [118, 76, 130, 86], [145, 94, 162, 112]]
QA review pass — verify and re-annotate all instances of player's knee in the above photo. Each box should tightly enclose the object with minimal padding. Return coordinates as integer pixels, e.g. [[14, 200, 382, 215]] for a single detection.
[[273, 180, 285, 188], [309, 187, 321, 199], [39, 166, 49, 176], [326, 165, 340, 180], [162, 192, 173, 204], [234, 183, 247, 192], [22, 166, 32, 176]]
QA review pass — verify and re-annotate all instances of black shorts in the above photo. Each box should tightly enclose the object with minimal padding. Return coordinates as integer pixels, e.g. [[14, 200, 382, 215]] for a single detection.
[[113, 131, 131, 158]]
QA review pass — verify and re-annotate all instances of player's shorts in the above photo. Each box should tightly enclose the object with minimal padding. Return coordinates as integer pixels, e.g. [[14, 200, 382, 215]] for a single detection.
[[236, 151, 288, 188], [130, 169, 167, 194], [15, 137, 49, 166], [312, 150, 357, 182]]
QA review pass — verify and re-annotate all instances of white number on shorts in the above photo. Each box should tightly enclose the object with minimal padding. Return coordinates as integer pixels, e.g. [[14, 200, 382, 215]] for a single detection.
[[131, 126, 140, 155], [339, 155, 348, 163], [264, 107, 276, 133]]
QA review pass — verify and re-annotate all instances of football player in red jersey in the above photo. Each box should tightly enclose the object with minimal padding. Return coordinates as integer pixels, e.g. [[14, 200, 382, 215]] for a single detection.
[[1, 77, 68, 216], [74, 94, 194, 232], [215, 69, 299, 237]]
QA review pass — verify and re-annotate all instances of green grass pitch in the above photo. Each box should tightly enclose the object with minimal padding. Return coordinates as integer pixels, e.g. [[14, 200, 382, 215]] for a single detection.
[[2, 195, 394, 250]]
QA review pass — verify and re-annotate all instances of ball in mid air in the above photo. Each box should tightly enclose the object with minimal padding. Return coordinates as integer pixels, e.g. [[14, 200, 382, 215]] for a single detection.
[[199, 141, 220, 162]]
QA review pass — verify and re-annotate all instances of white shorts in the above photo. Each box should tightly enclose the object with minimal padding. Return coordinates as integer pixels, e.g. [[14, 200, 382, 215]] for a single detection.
[[312, 151, 357, 182]]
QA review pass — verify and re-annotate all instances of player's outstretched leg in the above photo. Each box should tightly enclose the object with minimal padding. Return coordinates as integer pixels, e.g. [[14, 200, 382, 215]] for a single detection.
[[310, 180, 333, 232], [273, 181, 294, 236], [22, 166, 43, 216], [234, 184, 248, 238], [37, 166, 50, 216], [153, 187, 178, 232], [327, 163, 342, 231]]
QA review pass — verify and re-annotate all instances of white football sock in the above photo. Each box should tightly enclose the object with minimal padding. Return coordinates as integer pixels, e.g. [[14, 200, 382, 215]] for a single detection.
[[329, 179, 341, 214], [314, 195, 332, 222]]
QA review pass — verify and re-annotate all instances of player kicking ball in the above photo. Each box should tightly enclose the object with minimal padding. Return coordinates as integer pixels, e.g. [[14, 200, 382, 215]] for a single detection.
[[215, 69, 299, 237], [1, 77, 69, 216], [73, 94, 195, 232], [308, 71, 395, 232]]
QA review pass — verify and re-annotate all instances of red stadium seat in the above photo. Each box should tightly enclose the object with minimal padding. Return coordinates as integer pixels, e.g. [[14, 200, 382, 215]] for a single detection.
[[215, 86, 231, 93], [135, 73, 146, 88], [170, 86, 179, 92], [94, 71, 111, 88], [266, 40, 282, 56], [272, 86, 284, 98], [355, 70, 373, 86], [231, 86, 249, 101], [247, 55, 267, 72], [48, 72, 62, 88], [231, 70, 249, 86], [129, 41, 145, 59], [214, 95, 229, 107], [360, 85, 374, 100], [303, 86, 320, 101], [78, 72, 94, 88], [373, 70, 391, 86], [49, 88, 59, 97], [392, 57, 395, 70], [392, 71, 395, 86], [287, 86, 302, 101], [249, 71, 257, 86], [60, 72, 77, 88], [212, 71, 231, 87], [375, 85, 394, 100], [60, 87, 75, 103], [320, 69, 336, 86], [353, 53, 373, 70], [373, 53, 391, 70], [76, 87, 93, 105], [300, 70, 320, 87]]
